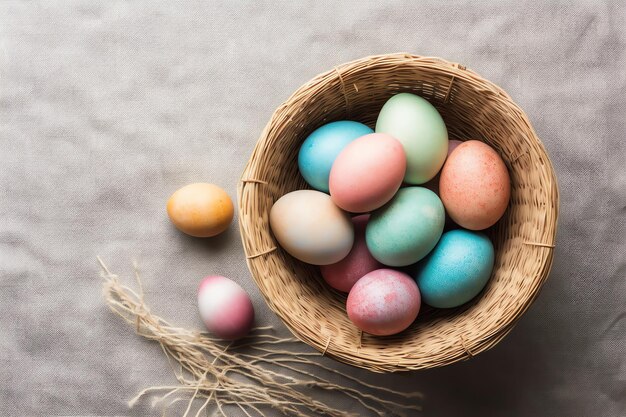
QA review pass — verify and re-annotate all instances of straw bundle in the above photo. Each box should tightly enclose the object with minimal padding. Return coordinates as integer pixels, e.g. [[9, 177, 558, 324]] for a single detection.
[[99, 258, 421, 416]]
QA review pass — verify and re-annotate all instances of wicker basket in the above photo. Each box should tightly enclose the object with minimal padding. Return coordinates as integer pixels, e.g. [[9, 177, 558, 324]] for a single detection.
[[237, 53, 559, 372]]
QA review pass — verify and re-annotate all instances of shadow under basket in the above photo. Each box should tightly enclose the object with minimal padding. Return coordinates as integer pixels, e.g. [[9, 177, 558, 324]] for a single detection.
[[237, 53, 559, 372]]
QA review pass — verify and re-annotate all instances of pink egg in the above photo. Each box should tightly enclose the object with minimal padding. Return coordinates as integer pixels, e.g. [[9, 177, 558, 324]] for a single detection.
[[440, 140, 511, 230], [447, 139, 463, 156], [423, 139, 464, 195], [329, 133, 406, 213], [346, 269, 421, 336], [320, 215, 383, 293], [197, 276, 254, 340]]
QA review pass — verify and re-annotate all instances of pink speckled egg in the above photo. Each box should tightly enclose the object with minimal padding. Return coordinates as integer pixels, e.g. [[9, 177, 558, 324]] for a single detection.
[[423, 139, 465, 230], [270, 190, 354, 265], [320, 215, 383, 293], [346, 269, 421, 336], [329, 133, 406, 213], [439, 140, 511, 230], [197, 276, 254, 340]]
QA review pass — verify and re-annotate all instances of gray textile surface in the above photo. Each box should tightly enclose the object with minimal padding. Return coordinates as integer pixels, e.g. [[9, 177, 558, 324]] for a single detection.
[[1, 1, 625, 416]]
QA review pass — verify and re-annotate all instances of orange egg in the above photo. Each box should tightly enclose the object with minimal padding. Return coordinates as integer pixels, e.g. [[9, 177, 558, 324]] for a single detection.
[[167, 183, 234, 237]]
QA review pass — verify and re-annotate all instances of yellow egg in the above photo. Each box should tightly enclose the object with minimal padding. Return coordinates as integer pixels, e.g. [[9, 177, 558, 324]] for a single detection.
[[167, 183, 234, 237]]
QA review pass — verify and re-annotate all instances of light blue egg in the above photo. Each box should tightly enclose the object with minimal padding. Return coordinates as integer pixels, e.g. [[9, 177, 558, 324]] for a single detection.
[[298, 121, 373, 192], [414, 229, 494, 308], [366, 187, 445, 267]]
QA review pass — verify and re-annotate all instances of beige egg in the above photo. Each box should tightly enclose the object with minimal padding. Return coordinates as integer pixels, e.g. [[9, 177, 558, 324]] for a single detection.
[[270, 190, 354, 265]]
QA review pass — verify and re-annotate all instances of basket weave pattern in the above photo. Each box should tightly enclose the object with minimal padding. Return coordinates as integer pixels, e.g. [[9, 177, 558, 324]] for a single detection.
[[237, 53, 559, 372]]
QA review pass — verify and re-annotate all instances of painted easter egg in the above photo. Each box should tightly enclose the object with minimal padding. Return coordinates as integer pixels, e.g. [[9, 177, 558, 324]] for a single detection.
[[167, 183, 234, 237], [270, 190, 353, 265], [298, 121, 373, 192], [197, 276, 255, 340], [347, 269, 421, 336], [414, 229, 495, 308], [366, 187, 445, 267], [375, 93, 448, 184], [439, 140, 511, 230], [329, 133, 406, 213], [320, 215, 383, 293]]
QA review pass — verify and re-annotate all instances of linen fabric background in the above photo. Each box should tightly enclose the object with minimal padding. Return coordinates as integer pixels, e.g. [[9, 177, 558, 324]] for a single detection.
[[1, 1, 625, 416]]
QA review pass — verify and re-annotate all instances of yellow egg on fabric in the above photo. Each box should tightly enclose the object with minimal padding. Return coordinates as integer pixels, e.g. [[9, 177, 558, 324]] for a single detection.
[[167, 183, 234, 237]]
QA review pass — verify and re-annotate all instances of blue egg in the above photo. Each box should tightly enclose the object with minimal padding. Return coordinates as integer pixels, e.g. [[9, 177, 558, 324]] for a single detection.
[[414, 229, 494, 308], [298, 121, 373, 192]]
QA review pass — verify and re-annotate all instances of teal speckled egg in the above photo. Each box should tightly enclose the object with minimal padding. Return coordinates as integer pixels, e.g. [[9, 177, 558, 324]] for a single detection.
[[298, 121, 373, 192], [366, 187, 444, 267], [375, 93, 448, 184], [414, 229, 495, 308]]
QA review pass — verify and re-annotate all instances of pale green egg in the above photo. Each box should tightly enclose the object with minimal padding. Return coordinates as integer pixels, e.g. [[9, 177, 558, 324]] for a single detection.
[[375, 93, 448, 184]]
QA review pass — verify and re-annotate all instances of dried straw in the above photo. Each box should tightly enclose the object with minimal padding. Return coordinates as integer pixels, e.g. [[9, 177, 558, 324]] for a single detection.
[[238, 53, 559, 372], [98, 257, 422, 416]]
